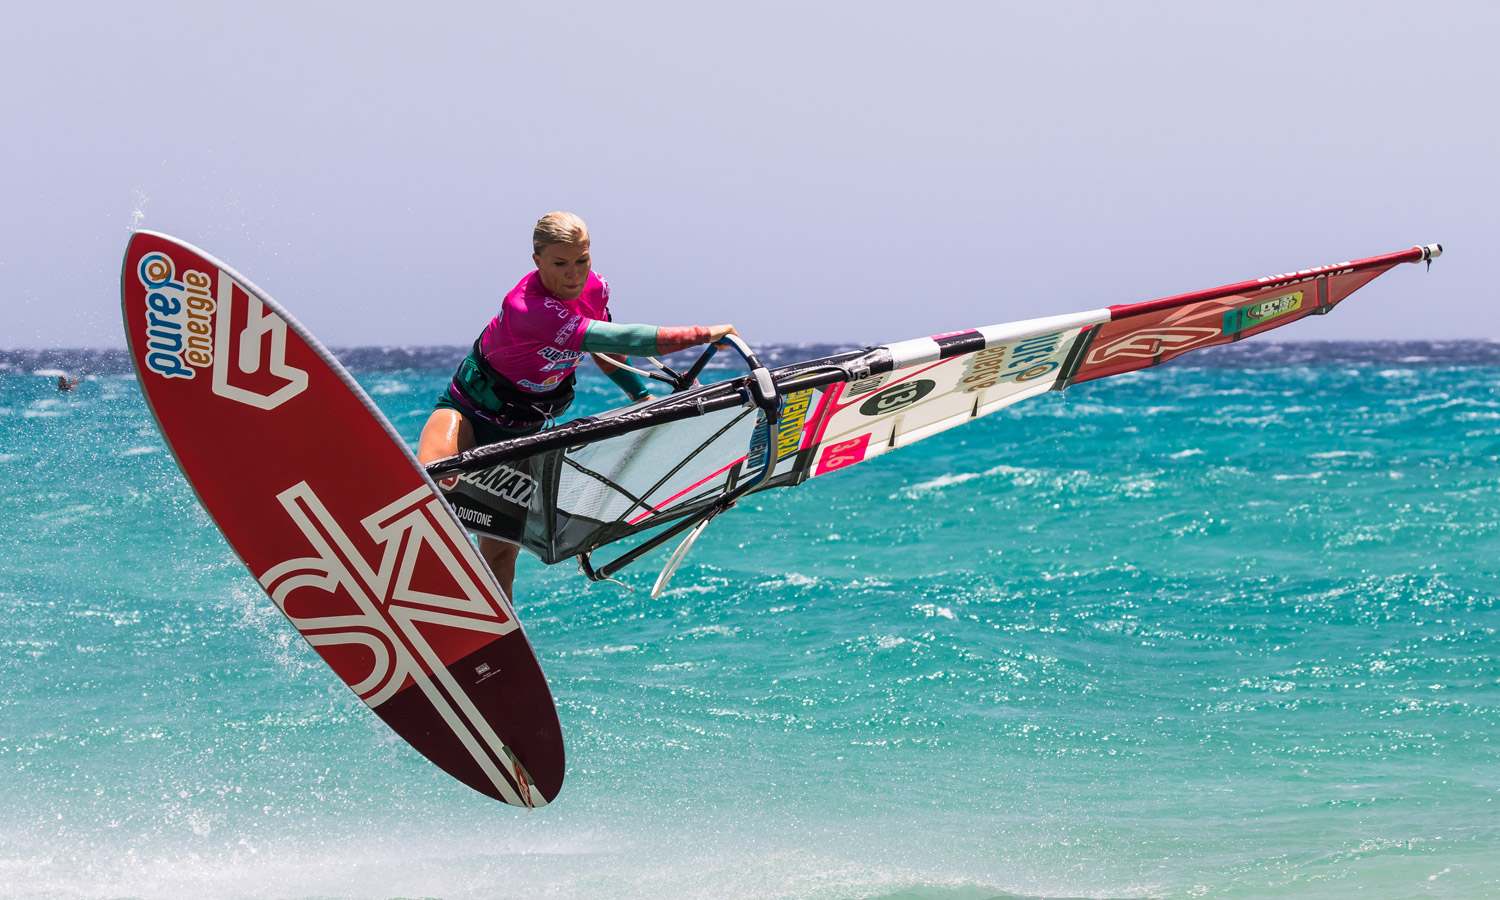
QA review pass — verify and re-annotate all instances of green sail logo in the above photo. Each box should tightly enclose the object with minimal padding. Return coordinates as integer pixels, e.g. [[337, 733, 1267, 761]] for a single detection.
[[1224, 291, 1302, 334]]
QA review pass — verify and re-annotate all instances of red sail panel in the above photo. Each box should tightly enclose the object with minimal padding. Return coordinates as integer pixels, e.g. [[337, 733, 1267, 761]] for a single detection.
[[1072, 247, 1432, 385]]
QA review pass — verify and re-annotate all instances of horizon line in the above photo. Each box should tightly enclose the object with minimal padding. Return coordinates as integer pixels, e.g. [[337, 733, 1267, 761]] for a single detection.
[[4, 337, 1497, 354]]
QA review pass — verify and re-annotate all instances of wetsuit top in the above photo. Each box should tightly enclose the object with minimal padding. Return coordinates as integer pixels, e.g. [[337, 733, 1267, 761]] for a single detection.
[[444, 269, 718, 432], [480, 269, 610, 393]]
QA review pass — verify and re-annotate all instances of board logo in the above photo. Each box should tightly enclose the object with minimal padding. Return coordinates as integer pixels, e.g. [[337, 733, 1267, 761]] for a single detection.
[[211, 277, 310, 410], [135, 251, 217, 380], [258, 481, 535, 807], [859, 379, 936, 417]]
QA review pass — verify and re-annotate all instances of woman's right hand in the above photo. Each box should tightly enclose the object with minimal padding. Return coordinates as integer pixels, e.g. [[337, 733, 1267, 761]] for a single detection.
[[706, 324, 738, 345]]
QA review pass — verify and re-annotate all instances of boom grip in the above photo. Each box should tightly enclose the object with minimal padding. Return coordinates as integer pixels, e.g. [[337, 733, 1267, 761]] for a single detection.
[[675, 343, 720, 392]]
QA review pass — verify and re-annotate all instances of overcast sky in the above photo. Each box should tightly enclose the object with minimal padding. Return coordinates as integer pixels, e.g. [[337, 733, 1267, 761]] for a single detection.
[[3, 0, 1493, 350]]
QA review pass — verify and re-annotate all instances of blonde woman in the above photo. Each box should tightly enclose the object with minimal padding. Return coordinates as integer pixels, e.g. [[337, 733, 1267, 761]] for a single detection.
[[418, 212, 736, 600]]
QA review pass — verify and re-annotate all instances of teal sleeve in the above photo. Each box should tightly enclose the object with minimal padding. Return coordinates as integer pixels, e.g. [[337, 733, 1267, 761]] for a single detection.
[[579, 320, 661, 355], [604, 364, 651, 400]]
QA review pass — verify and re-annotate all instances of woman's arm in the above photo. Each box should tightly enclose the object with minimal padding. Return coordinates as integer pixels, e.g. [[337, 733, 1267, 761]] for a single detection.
[[579, 321, 737, 356], [580, 321, 739, 402], [592, 353, 652, 402]]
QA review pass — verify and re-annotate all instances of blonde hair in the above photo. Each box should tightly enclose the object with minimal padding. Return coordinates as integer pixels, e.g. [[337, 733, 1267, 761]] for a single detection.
[[532, 211, 589, 254]]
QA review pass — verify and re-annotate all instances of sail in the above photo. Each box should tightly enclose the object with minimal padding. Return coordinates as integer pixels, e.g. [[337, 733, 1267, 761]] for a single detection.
[[428, 244, 1441, 576]]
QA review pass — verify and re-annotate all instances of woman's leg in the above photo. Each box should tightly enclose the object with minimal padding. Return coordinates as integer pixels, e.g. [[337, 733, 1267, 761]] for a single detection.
[[416, 409, 523, 601], [417, 408, 472, 464], [478, 537, 521, 602]]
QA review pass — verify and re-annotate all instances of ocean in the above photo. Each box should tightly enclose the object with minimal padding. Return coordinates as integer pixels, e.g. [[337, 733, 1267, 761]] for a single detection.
[[2, 341, 1497, 900]]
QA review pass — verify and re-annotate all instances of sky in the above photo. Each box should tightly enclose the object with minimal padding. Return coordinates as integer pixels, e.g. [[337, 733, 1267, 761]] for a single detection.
[[2, 0, 1494, 350]]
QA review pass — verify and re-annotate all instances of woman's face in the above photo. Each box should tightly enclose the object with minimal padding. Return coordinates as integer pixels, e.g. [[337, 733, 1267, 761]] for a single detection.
[[533, 241, 592, 300]]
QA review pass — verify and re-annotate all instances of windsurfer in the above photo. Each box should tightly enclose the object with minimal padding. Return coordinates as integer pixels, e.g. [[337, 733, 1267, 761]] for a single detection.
[[416, 211, 736, 601]]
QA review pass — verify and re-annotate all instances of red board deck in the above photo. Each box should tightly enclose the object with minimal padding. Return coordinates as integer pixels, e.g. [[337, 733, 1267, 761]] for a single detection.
[[120, 231, 564, 807]]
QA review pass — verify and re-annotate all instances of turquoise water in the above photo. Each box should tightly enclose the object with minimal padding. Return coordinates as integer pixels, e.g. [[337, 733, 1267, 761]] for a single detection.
[[2, 345, 1498, 899]]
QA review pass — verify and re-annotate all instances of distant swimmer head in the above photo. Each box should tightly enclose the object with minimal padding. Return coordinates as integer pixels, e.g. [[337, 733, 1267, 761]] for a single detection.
[[532, 212, 592, 300]]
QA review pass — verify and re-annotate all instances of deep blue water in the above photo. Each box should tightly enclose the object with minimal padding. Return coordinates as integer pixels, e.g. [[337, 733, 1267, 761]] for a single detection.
[[2, 342, 1497, 899]]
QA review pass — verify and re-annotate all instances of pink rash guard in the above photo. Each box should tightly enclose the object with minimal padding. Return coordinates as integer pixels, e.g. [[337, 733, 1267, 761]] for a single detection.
[[478, 270, 611, 393]]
